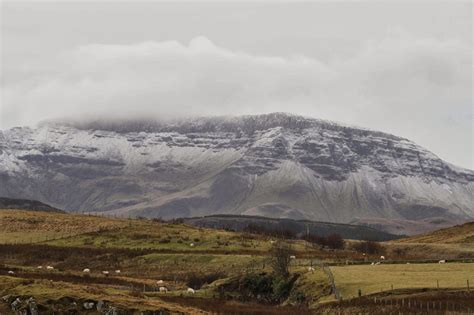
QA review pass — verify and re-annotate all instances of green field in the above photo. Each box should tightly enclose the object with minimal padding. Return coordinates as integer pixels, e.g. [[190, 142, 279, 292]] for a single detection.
[[2, 209, 474, 314], [331, 263, 474, 299]]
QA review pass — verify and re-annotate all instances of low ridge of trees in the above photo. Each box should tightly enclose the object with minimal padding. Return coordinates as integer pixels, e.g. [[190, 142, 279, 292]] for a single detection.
[[352, 240, 385, 255], [303, 233, 345, 250]]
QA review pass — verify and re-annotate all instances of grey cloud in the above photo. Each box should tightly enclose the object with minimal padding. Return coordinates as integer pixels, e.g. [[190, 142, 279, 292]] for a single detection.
[[1, 34, 472, 168]]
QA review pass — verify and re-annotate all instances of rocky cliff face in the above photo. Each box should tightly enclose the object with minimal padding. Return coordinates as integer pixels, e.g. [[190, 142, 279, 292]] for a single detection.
[[1, 113, 472, 234]]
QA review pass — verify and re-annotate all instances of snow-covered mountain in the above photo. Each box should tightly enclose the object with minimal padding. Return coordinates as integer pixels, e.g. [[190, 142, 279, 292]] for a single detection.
[[1, 113, 472, 234]]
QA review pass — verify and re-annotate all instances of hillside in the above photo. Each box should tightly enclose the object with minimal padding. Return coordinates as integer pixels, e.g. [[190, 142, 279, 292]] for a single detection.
[[183, 215, 400, 241], [1, 113, 473, 235], [396, 221, 474, 244], [0, 209, 343, 313], [0, 197, 64, 213], [1, 208, 473, 314]]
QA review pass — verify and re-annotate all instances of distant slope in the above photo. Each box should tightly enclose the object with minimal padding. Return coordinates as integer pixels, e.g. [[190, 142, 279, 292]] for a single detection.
[[396, 221, 474, 244], [349, 217, 467, 236], [183, 214, 400, 241], [0, 197, 64, 213]]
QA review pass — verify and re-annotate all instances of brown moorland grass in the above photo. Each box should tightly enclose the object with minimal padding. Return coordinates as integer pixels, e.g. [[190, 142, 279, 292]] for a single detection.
[[0, 209, 128, 243], [0, 275, 204, 314], [395, 221, 474, 244]]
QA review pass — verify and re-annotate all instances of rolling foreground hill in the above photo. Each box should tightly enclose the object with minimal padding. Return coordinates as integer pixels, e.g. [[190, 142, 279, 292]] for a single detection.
[[1, 113, 473, 234], [1, 208, 473, 314]]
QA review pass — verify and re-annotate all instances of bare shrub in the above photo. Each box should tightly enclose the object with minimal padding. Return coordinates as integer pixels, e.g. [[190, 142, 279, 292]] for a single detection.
[[270, 242, 293, 278]]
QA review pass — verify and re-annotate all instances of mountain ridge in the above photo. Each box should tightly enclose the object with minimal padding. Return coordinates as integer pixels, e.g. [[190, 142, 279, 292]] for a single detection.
[[1, 113, 472, 235]]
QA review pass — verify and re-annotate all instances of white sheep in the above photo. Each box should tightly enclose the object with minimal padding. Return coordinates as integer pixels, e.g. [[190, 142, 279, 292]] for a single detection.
[[187, 288, 195, 294], [371, 262, 375, 266], [190, 243, 195, 247], [375, 262, 381, 265], [37, 266, 43, 269], [439, 260, 446, 264], [159, 286, 168, 293], [157, 280, 164, 284], [102, 271, 109, 276], [290, 255, 296, 259], [115, 270, 121, 274], [308, 267, 315, 272], [46, 266, 54, 270], [7, 270, 14, 275], [380, 256, 385, 260], [83, 268, 90, 273]]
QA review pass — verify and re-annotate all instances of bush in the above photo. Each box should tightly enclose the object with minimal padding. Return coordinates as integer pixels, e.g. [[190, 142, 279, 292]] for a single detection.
[[239, 273, 295, 303], [272, 276, 292, 300], [303, 233, 344, 249], [243, 273, 273, 297], [186, 272, 225, 289], [352, 240, 384, 255], [270, 242, 293, 278]]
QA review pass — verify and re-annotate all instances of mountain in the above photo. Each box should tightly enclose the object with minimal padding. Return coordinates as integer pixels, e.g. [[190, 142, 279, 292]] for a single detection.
[[0, 113, 472, 234], [182, 214, 400, 241], [0, 197, 64, 213]]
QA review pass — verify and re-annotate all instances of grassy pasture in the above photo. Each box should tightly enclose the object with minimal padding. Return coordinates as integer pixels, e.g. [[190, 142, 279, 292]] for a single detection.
[[331, 262, 474, 299], [0, 209, 128, 243], [0, 209, 321, 256]]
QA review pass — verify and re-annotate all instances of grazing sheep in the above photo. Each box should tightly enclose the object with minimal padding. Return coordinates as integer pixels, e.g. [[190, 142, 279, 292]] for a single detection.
[[439, 260, 446, 264], [115, 270, 121, 274], [157, 280, 164, 284], [375, 262, 381, 265], [46, 266, 54, 270], [159, 286, 168, 293], [380, 256, 385, 260], [190, 243, 195, 247], [290, 255, 296, 259], [83, 302, 95, 310], [102, 271, 109, 276], [406, 262, 411, 264], [7, 271, 14, 275], [83, 268, 90, 273], [187, 288, 195, 294], [37, 266, 43, 269], [371, 262, 375, 266], [308, 267, 315, 272]]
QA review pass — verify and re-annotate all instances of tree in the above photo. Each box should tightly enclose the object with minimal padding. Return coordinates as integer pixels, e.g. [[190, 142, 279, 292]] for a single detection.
[[352, 240, 384, 255], [270, 241, 293, 278]]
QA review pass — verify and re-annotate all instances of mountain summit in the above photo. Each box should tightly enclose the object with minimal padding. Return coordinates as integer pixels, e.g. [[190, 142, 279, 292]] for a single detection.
[[1, 113, 472, 234]]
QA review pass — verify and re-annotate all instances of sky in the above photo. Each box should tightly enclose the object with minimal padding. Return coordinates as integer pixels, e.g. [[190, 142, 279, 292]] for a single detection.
[[0, 1, 472, 169]]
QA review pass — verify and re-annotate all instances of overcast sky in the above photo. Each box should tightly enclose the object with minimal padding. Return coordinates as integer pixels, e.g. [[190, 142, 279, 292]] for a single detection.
[[1, 1, 472, 169]]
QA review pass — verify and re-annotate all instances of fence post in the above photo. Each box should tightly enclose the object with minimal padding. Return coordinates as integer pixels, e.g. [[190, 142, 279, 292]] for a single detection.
[[468, 279, 470, 291]]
